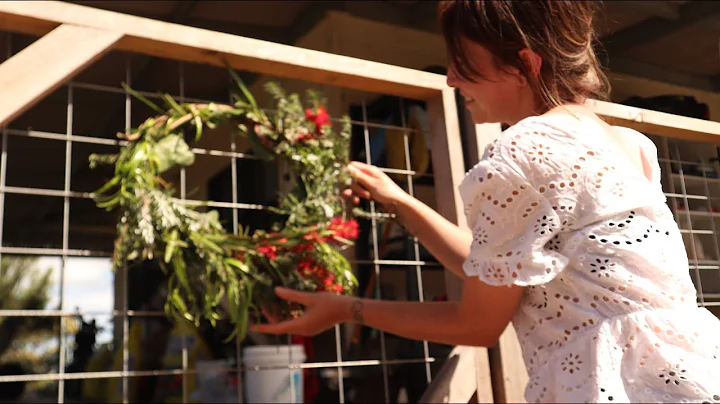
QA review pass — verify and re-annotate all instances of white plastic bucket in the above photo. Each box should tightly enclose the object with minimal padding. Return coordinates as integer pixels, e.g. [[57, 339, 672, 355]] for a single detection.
[[242, 345, 306, 403]]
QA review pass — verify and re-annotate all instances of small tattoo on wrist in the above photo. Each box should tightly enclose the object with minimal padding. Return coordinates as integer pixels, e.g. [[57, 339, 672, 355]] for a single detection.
[[350, 299, 364, 324]]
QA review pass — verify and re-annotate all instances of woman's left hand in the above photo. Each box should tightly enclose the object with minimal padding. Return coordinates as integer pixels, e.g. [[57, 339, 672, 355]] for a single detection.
[[250, 287, 350, 336]]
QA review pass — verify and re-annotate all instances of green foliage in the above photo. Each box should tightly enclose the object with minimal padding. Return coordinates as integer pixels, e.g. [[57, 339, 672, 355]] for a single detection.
[[89, 69, 359, 341], [0, 257, 59, 391]]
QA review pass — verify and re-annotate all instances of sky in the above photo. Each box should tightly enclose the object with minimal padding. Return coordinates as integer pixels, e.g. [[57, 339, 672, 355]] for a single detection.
[[38, 256, 115, 345]]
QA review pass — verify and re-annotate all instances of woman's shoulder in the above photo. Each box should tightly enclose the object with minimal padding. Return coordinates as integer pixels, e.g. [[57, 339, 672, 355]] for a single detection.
[[460, 114, 583, 205], [477, 114, 586, 180]]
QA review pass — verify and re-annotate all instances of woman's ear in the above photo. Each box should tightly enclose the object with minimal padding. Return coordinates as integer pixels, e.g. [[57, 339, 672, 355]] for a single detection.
[[517, 48, 543, 86]]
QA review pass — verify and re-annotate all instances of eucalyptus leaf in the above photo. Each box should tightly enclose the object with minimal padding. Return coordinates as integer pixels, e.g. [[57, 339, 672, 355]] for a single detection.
[[155, 134, 195, 173]]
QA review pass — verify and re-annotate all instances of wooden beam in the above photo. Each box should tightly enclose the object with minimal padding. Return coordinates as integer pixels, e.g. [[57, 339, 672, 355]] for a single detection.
[[602, 1, 720, 53], [587, 99, 720, 144], [491, 326, 529, 403], [0, 1, 447, 100], [604, 56, 718, 93], [419, 345, 493, 404], [0, 23, 121, 128], [427, 87, 467, 303], [427, 87, 494, 402], [464, 121, 529, 403]]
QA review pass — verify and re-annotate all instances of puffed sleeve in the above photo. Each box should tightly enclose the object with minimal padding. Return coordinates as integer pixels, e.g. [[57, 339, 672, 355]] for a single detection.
[[460, 142, 570, 287]]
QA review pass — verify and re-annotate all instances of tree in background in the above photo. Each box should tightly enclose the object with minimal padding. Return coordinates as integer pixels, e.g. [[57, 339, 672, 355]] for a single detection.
[[0, 256, 59, 400]]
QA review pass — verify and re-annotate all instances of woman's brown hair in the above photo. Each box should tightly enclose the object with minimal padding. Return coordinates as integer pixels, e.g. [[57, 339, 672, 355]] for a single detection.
[[439, 0, 610, 110]]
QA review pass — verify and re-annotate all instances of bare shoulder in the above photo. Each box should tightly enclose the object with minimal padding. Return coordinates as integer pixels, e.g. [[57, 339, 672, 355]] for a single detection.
[[539, 105, 654, 181]]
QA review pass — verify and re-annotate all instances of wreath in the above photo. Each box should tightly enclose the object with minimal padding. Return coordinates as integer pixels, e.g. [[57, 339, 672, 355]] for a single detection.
[[89, 69, 361, 340]]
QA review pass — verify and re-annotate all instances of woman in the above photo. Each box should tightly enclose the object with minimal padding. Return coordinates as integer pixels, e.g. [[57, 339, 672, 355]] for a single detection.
[[252, 1, 720, 401]]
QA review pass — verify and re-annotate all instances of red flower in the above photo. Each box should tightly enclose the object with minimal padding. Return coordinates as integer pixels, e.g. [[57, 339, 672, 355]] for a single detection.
[[319, 274, 344, 294], [303, 230, 329, 243], [297, 132, 314, 142], [305, 107, 331, 134], [257, 244, 277, 260], [295, 259, 343, 294], [323, 274, 336, 288], [296, 259, 322, 277], [328, 217, 360, 240], [292, 243, 314, 253]]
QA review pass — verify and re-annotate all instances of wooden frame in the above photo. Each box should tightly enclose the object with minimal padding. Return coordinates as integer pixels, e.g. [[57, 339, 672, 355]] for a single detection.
[[2, 2, 720, 403], [0, 24, 121, 126]]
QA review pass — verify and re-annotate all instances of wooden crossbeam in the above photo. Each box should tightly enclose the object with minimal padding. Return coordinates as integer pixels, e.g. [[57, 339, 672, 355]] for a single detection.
[[0, 1, 446, 100], [587, 99, 720, 144], [0, 23, 121, 127]]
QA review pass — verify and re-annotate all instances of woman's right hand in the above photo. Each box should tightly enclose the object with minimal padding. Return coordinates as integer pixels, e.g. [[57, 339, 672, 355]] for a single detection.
[[344, 161, 408, 207]]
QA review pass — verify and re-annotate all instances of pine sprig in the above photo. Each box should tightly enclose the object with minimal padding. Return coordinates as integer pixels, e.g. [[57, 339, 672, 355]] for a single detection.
[[89, 69, 359, 341]]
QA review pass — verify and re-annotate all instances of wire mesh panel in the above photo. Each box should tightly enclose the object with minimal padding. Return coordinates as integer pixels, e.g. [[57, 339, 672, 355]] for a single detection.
[[654, 134, 720, 316], [0, 31, 453, 404]]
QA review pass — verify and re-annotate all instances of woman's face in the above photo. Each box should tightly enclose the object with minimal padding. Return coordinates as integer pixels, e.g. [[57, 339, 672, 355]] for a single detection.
[[446, 40, 538, 126]]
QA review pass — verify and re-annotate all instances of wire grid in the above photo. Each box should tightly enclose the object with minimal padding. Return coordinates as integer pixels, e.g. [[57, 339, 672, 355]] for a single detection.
[[0, 46, 440, 403], [657, 135, 720, 309]]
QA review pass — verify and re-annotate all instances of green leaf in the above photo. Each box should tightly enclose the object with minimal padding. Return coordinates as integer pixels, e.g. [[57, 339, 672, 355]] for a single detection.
[[172, 255, 192, 297], [95, 193, 121, 209], [205, 210, 222, 230], [164, 242, 175, 264], [122, 82, 164, 114], [162, 93, 185, 115], [154, 134, 195, 173], [224, 257, 250, 273], [228, 67, 258, 110], [171, 289, 188, 313], [194, 115, 203, 141]]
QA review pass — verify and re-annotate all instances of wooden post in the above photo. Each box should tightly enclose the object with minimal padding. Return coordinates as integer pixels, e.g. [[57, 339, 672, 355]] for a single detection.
[[425, 87, 495, 403], [466, 122, 529, 403], [0, 23, 121, 127]]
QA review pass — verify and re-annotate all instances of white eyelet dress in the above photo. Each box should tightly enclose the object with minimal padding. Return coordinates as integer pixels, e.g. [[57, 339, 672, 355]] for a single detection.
[[459, 115, 720, 403]]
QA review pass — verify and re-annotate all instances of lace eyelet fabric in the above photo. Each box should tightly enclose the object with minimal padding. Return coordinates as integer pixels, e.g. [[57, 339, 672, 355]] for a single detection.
[[459, 116, 720, 403]]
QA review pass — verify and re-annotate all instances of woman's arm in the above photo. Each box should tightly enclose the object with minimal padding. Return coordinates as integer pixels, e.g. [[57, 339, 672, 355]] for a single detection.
[[389, 192, 473, 279], [251, 277, 525, 347], [347, 162, 472, 278]]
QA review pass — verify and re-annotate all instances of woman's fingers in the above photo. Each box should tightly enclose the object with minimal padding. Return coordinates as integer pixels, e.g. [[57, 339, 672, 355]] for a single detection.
[[251, 288, 315, 335], [260, 304, 281, 324], [350, 183, 372, 200], [347, 163, 377, 190], [342, 183, 372, 202], [274, 287, 314, 306], [250, 316, 309, 335], [348, 161, 378, 177]]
